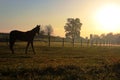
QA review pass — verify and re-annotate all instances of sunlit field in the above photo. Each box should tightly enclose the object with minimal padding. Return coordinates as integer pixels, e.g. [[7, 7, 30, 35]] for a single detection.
[[0, 41, 120, 80]]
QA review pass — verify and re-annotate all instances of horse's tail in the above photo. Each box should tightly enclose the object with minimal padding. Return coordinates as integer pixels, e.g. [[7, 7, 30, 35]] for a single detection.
[[9, 32, 15, 54], [9, 36, 11, 49], [9, 33, 12, 50], [8, 34, 11, 48]]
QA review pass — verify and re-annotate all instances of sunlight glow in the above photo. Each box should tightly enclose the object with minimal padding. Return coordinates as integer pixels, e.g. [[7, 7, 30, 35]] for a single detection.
[[95, 4, 120, 32]]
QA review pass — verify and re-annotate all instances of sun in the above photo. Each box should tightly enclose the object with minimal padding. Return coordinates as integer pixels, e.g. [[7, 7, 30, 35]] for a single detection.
[[95, 4, 120, 32]]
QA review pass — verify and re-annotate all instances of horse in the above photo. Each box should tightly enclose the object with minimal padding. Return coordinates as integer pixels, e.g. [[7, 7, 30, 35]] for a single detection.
[[9, 25, 40, 54]]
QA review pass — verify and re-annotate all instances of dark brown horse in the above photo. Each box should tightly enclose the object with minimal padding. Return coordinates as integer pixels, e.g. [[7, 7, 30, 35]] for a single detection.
[[9, 25, 40, 54]]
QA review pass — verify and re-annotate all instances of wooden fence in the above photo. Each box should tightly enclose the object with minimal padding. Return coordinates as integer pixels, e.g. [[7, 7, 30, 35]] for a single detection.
[[38, 37, 117, 47], [0, 36, 119, 47]]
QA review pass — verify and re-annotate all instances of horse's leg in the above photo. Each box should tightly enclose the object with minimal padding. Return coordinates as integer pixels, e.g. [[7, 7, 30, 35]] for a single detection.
[[31, 42, 36, 54], [9, 40, 15, 54], [25, 42, 30, 54]]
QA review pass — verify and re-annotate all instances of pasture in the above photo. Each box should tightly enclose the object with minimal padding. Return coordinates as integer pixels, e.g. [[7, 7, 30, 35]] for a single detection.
[[0, 41, 120, 80]]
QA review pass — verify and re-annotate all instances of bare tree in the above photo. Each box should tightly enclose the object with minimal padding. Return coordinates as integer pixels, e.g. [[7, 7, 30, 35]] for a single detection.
[[44, 25, 54, 47]]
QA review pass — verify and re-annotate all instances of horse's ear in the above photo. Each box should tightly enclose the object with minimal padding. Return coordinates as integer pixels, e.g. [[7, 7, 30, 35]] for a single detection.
[[36, 25, 40, 28]]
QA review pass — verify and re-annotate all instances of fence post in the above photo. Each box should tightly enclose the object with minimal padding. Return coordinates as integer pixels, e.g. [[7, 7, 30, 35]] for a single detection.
[[87, 40, 89, 47], [48, 35, 50, 47], [108, 40, 111, 47], [90, 40, 93, 47], [96, 40, 97, 46], [72, 38, 75, 47], [62, 38, 64, 47], [80, 39, 82, 47], [99, 41, 101, 47]]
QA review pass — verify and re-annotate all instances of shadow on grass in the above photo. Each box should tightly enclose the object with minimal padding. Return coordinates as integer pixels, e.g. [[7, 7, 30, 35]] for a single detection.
[[0, 54, 32, 58]]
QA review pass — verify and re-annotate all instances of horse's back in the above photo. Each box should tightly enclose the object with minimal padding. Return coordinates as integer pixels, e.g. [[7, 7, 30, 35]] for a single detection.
[[10, 30, 28, 41], [10, 30, 21, 35], [10, 30, 23, 37]]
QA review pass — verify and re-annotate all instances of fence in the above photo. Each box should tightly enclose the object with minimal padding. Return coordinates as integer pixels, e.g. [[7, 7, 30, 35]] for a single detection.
[[36, 37, 118, 47], [0, 35, 119, 47]]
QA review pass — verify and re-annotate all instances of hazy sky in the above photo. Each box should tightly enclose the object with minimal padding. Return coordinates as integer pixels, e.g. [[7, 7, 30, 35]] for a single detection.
[[1, 0, 120, 37]]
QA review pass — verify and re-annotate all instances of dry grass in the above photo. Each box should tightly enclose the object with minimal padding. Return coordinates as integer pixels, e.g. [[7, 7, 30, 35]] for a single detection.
[[0, 42, 120, 80]]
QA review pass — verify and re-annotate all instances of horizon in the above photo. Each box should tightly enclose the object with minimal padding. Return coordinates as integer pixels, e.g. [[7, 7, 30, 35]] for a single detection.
[[1, 0, 120, 38]]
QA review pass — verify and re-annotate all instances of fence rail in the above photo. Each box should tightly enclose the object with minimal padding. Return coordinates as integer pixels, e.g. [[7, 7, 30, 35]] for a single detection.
[[0, 37, 120, 47]]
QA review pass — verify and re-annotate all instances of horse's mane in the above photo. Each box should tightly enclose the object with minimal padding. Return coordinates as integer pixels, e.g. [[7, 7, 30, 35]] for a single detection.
[[31, 25, 40, 32]]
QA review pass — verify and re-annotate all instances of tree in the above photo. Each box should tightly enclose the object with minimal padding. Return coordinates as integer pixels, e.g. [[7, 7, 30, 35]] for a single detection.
[[92, 34, 100, 46], [44, 25, 53, 35], [44, 25, 54, 47], [64, 18, 82, 47]]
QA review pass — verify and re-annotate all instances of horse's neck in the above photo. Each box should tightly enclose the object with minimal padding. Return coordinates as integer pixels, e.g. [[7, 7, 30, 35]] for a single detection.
[[30, 29, 36, 35]]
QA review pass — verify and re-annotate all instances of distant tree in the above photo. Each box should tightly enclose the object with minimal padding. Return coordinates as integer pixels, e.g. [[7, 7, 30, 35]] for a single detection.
[[90, 34, 93, 46], [92, 34, 100, 46], [44, 25, 53, 35], [115, 34, 120, 44], [44, 25, 54, 47], [100, 34, 105, 38], [64, 18, 82, 47], [106, 33, 113, 40], [87, 33, 120, 46], [100, 33, 120, 45]]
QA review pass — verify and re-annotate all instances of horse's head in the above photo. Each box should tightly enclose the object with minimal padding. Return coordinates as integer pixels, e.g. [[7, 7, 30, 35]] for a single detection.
[[35, 25, 40, 35]]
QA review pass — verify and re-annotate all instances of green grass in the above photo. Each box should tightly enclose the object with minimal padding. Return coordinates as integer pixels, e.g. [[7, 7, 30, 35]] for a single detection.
[[0, 42, 120, 80]]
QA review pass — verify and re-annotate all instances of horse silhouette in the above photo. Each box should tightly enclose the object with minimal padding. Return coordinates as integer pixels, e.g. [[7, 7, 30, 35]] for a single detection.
[[9, 25, 40, 54]]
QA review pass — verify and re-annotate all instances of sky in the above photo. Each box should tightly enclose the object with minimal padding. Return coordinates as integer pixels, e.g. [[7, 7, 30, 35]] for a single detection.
[[1, 0, 120, 38]]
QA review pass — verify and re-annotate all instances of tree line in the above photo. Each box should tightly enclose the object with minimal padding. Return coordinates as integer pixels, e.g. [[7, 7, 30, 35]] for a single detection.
[[90, 33, 120, 45]]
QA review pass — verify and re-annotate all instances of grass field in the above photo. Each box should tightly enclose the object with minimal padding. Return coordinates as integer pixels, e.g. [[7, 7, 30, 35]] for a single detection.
[[0, 41, 120, 80]]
